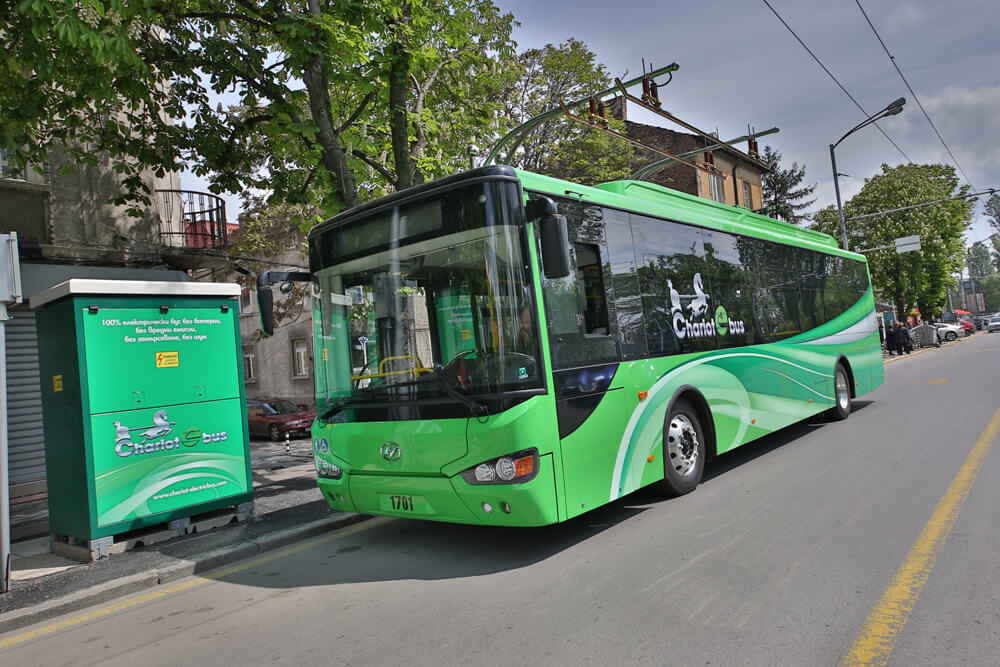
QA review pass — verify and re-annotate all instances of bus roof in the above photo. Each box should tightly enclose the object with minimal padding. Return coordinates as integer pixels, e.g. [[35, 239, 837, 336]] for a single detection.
[[309, 165, 863, 262], [515, 169, 860, 259]]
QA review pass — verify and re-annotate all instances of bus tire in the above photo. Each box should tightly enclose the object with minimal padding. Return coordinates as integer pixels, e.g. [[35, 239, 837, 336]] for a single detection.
[[828, 364, 852, 421], [656, 398, 705, 496]]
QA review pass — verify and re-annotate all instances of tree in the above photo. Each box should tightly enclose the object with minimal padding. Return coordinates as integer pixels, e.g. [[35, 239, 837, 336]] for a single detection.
[[759, 145, 816, 224], [984, 194, 1000, 270], [813, 164, 972, 319], [2, 0, 515, 216], [967, 241, 994, 280], [980, 275, 1000, 312], [491, 39, 633, 185]]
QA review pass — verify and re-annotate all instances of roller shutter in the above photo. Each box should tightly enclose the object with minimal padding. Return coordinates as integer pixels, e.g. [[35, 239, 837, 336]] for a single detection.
[[6, 309, 45, 486]]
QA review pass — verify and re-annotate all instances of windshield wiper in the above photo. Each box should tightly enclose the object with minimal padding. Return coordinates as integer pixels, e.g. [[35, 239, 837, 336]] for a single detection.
[[387, 375, 488, 416], [317, 394, 375, 421]]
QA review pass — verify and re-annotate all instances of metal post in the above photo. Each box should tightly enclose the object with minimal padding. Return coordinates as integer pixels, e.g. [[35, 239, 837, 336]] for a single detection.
[[1, 302, 10, 593], [830, 144, 849, 251]]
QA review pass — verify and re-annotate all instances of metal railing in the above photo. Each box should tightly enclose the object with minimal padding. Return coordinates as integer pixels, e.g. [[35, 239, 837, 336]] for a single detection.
[[156, 189, 228, 250]]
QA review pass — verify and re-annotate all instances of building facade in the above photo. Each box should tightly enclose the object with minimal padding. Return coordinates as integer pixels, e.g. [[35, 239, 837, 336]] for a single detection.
[[609, 99, 767, 210]]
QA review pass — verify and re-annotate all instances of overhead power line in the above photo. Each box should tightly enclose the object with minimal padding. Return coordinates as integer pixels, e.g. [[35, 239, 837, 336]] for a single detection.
[[844, 188, 995, 222], [854, 0, 976, 190], [760, 0, 911, 162]]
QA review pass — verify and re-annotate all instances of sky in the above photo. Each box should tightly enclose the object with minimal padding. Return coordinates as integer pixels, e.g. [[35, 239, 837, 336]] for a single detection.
[[185, 0, 1000, 246], [494, 0, 1000, 245]]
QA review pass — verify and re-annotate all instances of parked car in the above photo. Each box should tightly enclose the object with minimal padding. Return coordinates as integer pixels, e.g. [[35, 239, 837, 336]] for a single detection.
[[246, 398, 316, 441], [988, 317, 1000, 333], [933, 322, 962, 342], [959, 318, 975, 335]]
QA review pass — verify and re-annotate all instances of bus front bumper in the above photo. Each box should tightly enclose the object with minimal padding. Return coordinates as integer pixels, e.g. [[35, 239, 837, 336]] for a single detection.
[[317, 453, 560, 526]]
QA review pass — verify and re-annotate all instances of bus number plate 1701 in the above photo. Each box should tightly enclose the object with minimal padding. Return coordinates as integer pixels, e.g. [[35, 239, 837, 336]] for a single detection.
[[379, 493, 428, 514], [391, 495, 414, 511]]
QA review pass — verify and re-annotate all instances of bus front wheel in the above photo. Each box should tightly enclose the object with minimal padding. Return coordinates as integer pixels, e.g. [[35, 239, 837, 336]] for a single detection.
[[828, 364, 852, 421], [655, 398, 705, 496]]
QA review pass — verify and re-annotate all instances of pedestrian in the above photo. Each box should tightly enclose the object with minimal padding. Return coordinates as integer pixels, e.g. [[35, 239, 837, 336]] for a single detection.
[[895, 322, 912, 354], [885, 322, 897, 356]]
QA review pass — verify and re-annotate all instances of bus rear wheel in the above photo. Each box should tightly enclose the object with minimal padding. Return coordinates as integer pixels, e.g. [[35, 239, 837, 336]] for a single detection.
[[828, 364, 852, 421], [655, 398, 705, 497]]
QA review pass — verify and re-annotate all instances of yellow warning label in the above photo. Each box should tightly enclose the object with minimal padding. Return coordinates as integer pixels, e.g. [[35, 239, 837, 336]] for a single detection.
[[322, 347, 328, 362], [156, 351, 180, 368], [53, 375, 63, 392], [461, 329, 473, 341]]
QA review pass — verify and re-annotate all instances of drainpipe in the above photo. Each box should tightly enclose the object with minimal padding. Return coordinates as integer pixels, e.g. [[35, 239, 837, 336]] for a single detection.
[[1, 301, 9, 593], [1, 232, 22, 594]]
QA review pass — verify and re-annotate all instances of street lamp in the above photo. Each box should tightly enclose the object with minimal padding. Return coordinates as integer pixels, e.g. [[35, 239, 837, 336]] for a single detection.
[[830, 97, 906, 251]]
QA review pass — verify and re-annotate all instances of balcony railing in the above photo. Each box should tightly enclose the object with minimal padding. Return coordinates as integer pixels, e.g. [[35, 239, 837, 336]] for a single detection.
[[157, 189, 228, 250]]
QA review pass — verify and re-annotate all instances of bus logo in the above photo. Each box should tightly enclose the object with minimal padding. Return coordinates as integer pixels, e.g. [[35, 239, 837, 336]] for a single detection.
[[670, 274, 745, 340], [380, 443, 402, 462], [714, 306, 729, 335]]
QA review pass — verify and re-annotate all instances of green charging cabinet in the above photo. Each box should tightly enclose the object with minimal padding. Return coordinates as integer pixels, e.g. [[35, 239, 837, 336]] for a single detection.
[[32, 279, 253, 541]]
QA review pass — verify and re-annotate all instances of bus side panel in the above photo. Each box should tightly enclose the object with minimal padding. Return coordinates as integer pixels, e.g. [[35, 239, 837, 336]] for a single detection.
[[609, 346, 837, 499], [559, 387, 631, 520]]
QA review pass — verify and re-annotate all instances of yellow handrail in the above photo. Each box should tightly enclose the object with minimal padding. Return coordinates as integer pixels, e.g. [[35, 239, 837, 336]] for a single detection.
[[351, 355, 432, 382]]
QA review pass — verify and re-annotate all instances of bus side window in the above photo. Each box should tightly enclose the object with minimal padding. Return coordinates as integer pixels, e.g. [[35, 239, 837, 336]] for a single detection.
[[573, 243, 609, 335]]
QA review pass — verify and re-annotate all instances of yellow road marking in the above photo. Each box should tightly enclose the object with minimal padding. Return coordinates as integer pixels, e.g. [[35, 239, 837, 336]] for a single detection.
[[0, 517, 388, 650], [840, 405, 1000, 666], [925, 378, 949, 385]]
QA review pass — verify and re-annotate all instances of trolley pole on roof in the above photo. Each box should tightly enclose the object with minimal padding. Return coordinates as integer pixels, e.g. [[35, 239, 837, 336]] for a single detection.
[[484, 62, 680, 166]]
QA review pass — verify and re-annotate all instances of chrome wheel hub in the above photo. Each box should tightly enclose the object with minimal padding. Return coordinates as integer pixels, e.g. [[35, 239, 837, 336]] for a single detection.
[[667, 414, 699, 478], [836, 372, 850, 411]]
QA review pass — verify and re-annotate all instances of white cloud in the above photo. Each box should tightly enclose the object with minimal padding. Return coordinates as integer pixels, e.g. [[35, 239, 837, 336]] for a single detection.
[[883, 1, 929, 33]]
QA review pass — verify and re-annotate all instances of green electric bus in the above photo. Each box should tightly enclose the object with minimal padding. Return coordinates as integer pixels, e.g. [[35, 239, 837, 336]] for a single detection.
[[297, 165, 883, 526]]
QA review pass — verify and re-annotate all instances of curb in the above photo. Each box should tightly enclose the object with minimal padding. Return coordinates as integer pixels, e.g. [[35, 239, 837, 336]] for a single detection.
[[0, 512, 371, 635]]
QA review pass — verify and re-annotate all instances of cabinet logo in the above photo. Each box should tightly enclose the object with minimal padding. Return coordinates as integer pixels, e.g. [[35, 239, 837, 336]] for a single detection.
[[669, 273, 745, 340], [114, 409, 228, 457]]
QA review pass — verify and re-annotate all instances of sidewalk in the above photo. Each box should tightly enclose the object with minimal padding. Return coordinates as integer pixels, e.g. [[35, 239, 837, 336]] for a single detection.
[[0, 436, 367, 632], [882, 327, 974, 363]]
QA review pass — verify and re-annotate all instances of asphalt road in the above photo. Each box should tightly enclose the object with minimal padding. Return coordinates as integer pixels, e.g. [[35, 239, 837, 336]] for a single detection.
[[3, 334, 999, 666]]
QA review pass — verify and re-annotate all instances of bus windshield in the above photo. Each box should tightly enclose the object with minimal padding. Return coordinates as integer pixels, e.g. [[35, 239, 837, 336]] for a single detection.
[[310, 181, 543, 422]]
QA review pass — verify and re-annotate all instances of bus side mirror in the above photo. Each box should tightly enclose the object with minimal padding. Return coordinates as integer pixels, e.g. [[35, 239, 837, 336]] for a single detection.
[[540, 213, 571, 279], [257, 282, 275, 336], [256, 270, 311, 337]]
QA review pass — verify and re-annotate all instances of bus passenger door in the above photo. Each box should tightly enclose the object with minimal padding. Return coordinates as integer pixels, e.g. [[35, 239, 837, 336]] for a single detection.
[[555, 365, 627, 518], [535, 197, 634, 518]]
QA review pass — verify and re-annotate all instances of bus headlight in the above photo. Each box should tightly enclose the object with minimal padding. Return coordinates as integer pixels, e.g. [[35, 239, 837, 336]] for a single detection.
[[316, 459, 343, 479], [461, 449, 539, 485]]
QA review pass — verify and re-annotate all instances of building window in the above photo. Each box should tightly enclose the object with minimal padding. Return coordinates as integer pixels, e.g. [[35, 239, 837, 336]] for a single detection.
[[241, 287, 253, 312], [0, 148, 27, 181], [743, 181, 753, 208], [710, 174, 726, 203], [292, 339, 309, 377], [244, 348, 256, 382]]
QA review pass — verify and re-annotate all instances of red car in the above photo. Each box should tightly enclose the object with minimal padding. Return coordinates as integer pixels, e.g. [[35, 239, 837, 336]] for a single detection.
[[959, 319, 975, 335], [246, 398, 316, 441]]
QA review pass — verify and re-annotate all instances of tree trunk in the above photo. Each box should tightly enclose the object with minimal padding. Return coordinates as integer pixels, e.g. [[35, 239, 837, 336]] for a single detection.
[[388, 3, 414, 190], [304, 0, 360, 210]]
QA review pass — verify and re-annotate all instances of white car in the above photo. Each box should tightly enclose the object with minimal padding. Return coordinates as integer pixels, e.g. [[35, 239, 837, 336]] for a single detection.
[[988, 317, 1000, 333], [933, 322, 962, 342]]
